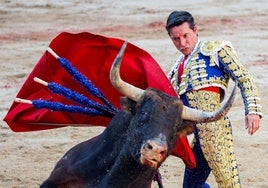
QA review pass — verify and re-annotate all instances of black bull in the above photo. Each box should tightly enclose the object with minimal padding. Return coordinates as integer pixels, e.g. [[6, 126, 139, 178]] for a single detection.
[[40, 42, 236, 188]]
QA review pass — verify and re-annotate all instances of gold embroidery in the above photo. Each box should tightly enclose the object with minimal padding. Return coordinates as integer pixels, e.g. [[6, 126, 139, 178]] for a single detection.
[[209, 56, 216, 66], [186, 90, 240, 187], [201, 40, 223, 55], [218, 45, 262, 116]]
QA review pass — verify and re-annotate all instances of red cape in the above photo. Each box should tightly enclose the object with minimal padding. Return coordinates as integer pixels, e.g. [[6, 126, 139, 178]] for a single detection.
[[3, 32, 196, 168]]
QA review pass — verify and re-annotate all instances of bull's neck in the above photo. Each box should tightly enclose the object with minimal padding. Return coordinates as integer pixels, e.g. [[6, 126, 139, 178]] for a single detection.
[[100, 155, 156, 188]]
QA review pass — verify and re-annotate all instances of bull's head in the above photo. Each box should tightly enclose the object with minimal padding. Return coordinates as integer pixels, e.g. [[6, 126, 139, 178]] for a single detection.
[[110, 41, 236, 169]]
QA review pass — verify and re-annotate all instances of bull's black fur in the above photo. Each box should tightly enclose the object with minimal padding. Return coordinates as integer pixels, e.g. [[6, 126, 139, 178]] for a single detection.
[[40, 88, 186, 188]]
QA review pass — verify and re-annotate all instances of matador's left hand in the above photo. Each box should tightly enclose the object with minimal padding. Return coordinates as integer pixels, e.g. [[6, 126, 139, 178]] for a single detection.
[[245, 114, 261, 135]]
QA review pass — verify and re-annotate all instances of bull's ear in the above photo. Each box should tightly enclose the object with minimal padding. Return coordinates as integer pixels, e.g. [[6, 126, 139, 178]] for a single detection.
[[120, 97, 136, 114], [177, 120, 195, 136]]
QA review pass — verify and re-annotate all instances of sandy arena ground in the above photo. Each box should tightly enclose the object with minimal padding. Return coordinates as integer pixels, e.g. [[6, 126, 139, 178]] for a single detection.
[[0, 0, 267, 187]]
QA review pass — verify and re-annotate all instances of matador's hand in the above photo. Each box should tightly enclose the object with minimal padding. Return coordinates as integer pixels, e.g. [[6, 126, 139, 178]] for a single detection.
[[245, 114, 261, 135]]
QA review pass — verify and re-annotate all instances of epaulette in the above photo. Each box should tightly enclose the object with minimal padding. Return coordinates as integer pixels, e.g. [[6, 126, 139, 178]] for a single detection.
[[200, 40, 233, 56]]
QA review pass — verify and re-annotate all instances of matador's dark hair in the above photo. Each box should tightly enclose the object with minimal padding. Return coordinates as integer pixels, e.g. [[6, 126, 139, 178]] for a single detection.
[[166, 11, 195, 34]]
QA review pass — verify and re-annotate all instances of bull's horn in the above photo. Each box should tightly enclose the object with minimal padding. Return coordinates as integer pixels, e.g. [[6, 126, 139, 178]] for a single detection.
[[110, 41, 145, 102], [181, 82, 237, 122]]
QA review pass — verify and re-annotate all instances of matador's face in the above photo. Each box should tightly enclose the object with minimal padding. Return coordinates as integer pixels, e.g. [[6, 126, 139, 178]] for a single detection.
[[169, 22, 198, 56]]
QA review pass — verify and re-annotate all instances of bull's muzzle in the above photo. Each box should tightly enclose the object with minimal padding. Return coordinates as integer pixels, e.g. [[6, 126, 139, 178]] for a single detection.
[[140, 137, 168, 169]]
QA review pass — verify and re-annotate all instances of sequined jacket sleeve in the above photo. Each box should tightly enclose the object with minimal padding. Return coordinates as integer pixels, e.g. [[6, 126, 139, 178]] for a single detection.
[[217, 45, 263, 117]]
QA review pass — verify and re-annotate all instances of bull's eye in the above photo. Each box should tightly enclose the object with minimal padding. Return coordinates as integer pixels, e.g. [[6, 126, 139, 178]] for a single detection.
[[141, 111, 148, 118], [162, 105, 167, 111], [139, 111, 149, 123]]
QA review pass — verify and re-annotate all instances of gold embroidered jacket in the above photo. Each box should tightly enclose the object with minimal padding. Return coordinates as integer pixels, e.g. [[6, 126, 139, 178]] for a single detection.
[[168, 40, 262, 116]]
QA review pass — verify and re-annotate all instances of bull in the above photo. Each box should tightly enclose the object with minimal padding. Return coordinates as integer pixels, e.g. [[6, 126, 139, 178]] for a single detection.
[[40, 42, 236, 188]]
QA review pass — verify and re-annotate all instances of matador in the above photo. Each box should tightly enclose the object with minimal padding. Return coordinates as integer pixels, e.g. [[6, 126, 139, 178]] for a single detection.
[[168, 40, 263, 187]]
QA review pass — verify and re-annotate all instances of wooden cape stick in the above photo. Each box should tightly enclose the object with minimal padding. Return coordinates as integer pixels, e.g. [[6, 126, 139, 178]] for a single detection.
[[15, 77, 48, 104], [15, 98, 32, 104]]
